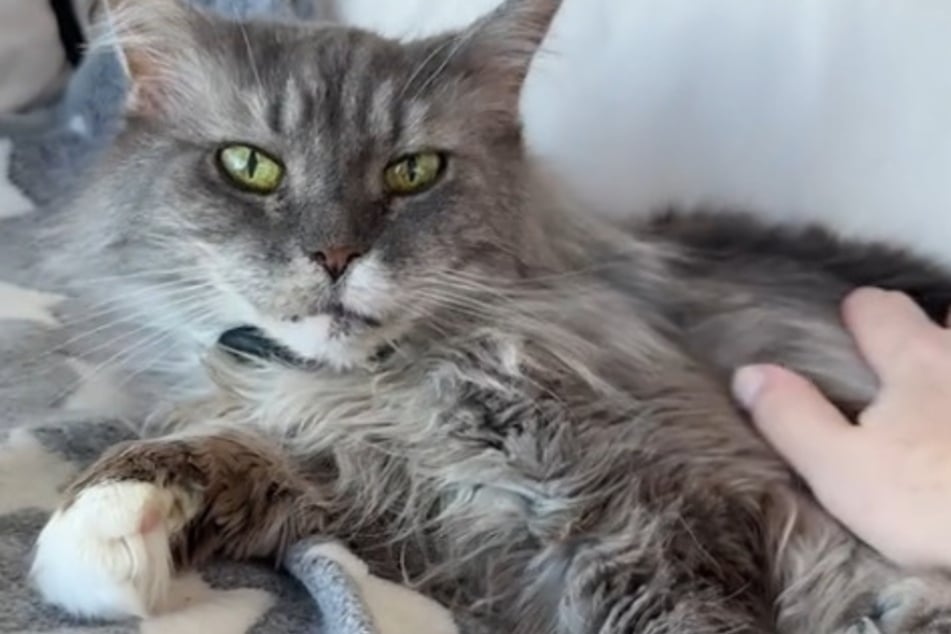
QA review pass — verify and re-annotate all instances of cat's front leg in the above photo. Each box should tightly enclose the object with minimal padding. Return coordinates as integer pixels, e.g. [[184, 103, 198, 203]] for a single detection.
[[30, 430, 329, 618]]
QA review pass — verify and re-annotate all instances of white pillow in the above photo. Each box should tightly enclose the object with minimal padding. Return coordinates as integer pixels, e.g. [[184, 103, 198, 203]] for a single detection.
[[335, 0, 951, 265]]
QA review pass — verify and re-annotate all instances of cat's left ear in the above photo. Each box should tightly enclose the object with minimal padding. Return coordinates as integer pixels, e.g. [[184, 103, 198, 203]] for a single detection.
[[437, 0, 562, 119]]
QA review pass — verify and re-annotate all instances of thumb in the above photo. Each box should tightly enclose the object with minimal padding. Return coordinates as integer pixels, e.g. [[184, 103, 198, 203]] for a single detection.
[[733, 365, 857, 489]]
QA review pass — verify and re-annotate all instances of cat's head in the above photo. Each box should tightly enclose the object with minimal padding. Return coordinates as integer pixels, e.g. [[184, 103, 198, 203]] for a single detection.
[[69, 0, 561, 369]]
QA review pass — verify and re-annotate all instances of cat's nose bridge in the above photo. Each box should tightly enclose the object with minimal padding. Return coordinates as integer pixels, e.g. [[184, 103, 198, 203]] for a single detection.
[[309, 246, 363, 281]]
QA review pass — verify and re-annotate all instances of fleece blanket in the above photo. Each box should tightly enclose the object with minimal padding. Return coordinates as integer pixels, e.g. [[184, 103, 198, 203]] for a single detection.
[[0, 2, 459, 633]]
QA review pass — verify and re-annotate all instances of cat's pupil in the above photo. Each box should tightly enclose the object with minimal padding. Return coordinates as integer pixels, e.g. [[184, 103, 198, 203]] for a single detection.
[[406, 156, 418, 183], [246, 151, 259, 178]]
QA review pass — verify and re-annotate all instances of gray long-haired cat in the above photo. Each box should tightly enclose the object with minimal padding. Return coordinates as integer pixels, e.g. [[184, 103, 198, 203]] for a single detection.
[[27, 0, 951, 632]]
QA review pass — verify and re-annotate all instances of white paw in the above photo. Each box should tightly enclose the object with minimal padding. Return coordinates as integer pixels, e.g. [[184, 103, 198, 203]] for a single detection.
[[31, 481, 195, 619]]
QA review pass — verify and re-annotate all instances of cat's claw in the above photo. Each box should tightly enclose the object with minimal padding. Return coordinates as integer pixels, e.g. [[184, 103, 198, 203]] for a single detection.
[[30, 481, 189, 618]]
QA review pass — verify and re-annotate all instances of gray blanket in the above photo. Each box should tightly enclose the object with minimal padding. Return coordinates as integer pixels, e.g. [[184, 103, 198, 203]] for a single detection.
[[0, 2, 456, 633]]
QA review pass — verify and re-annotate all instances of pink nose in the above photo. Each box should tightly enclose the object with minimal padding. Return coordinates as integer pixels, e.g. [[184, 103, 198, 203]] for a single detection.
[[311, 246, 362, 281]]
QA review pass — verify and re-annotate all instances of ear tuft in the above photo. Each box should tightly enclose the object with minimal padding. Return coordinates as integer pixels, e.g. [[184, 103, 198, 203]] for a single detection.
[[472, 0, 562, 78], [413, 0, 561, 121], [90, 0, 199, 116], [461, 0, 561, 106]]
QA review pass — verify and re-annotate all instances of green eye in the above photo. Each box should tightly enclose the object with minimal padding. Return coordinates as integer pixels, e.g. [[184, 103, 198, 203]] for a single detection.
[[217, 144, 284, 194], [383, 152, 446, 195]]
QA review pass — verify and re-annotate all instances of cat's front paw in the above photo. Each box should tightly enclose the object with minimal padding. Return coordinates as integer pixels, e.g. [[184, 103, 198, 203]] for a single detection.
[[30, 481, 198, 618]]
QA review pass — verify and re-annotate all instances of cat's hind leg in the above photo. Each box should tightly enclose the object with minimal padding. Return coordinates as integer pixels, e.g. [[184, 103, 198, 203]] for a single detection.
[[30, 430, 329, 618], [540, 501, 776, 634]]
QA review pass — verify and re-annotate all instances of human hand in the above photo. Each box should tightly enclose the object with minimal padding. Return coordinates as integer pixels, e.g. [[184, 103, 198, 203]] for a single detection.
[[732, 287, 951, 569]]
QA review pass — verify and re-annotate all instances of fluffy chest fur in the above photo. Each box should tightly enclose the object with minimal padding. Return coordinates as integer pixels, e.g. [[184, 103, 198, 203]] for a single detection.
[[199, 289, 785, 576]]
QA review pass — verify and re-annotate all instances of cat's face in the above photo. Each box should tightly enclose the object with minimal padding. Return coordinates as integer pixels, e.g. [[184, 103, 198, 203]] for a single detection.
[[79, 0, 559, 368]]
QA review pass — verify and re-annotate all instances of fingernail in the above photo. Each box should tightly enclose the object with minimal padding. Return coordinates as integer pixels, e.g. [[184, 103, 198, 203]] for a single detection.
[[732, 366, 766, 409]]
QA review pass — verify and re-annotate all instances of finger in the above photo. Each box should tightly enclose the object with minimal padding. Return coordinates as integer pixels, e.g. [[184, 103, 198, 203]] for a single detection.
[[733, 365, 858, 490], [842, 287, 937, 381]]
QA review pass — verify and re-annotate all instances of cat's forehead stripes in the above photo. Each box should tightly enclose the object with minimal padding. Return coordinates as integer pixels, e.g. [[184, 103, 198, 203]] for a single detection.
[[249, 29, 443, 164], [368, 80, 396, 140], [399, 101, 434, 150], [272, 75, 306, 136], [258, 34, 394, 130]]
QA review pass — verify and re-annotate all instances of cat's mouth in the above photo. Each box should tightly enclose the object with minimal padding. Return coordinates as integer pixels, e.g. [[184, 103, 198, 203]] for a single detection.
[[325, 303, 382, 328]]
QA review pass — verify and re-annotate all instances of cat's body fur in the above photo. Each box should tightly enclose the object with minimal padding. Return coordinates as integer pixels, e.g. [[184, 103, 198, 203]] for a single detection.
[[28, 0, 951, 632]]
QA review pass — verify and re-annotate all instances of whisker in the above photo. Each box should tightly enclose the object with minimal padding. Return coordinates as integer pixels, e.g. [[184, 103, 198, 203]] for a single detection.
[[238, 22, 267, 99], [113, 307, 219, 390], [399, 35, 456, 100], [67, 266, 208, 285], [57, 289, 215, 361], [34, 285, 215, 361], [54, 282, 214, 329], [411, 24, 483, 101], [51, 301, 214, 406]]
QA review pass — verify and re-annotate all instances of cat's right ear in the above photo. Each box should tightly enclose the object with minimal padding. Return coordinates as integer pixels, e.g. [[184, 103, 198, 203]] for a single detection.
[[435, 0, 563, 122], [92, 0, 204, 118]]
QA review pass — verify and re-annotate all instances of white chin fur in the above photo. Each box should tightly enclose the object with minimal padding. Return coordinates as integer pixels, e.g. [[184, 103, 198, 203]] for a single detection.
[[341, 253, 396, 319], [260, 315, 365, 370], [259, 256, 394, 370], [31, 481, 180, 619]]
